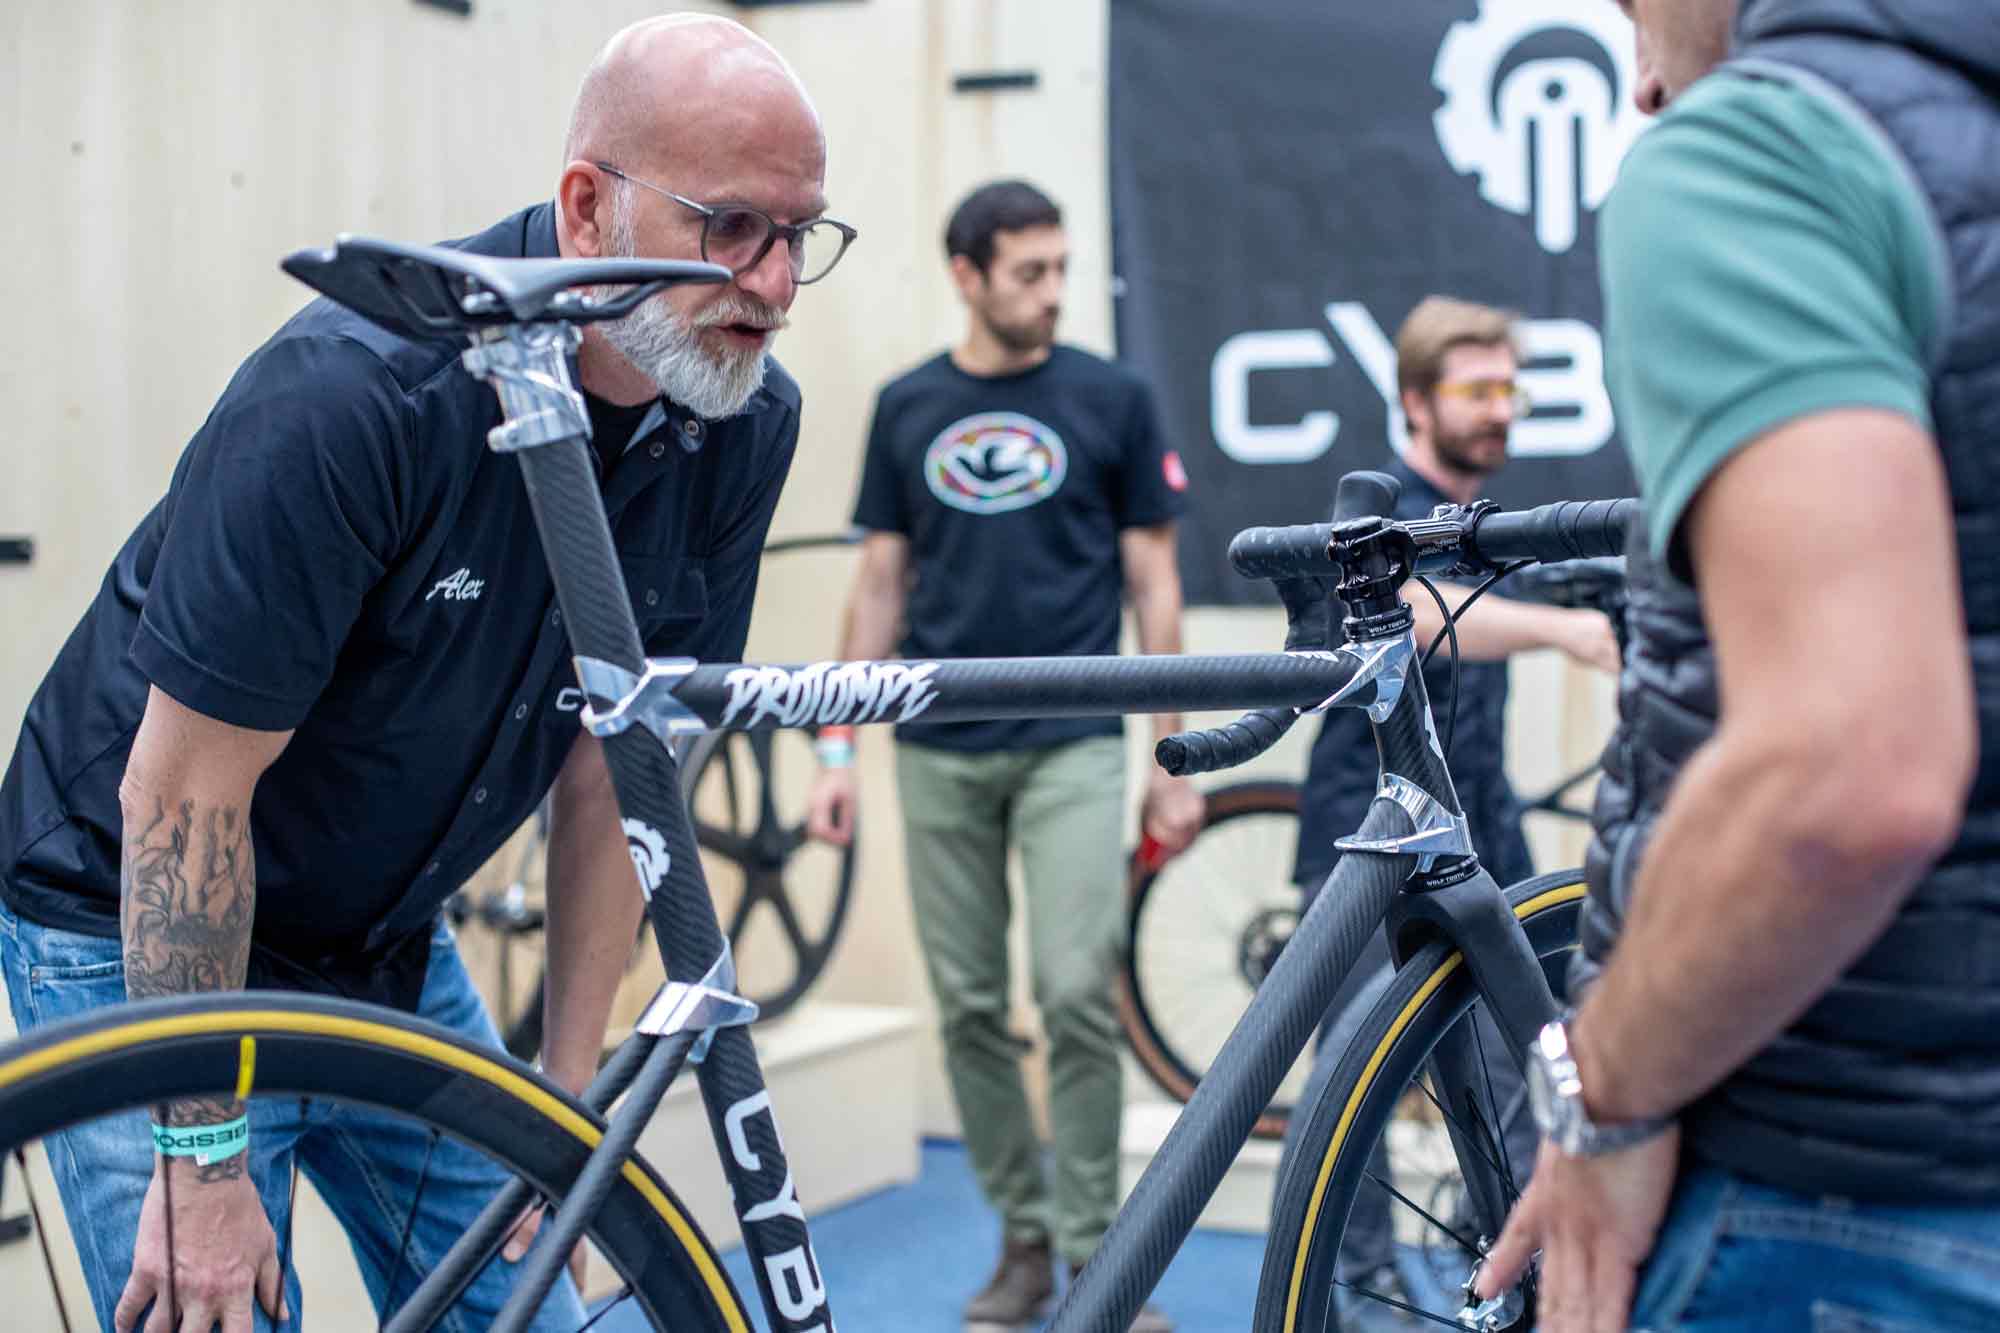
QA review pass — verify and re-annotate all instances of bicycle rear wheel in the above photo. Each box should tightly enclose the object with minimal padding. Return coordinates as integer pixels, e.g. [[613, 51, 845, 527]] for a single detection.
[[1117, 781, 1304, 1138], [0, 993, 750, 1332], [1252, 871, 1585, 1333]]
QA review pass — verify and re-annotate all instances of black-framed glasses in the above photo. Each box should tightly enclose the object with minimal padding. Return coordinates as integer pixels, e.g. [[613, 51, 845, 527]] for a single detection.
[[595, 162, 857, 285]]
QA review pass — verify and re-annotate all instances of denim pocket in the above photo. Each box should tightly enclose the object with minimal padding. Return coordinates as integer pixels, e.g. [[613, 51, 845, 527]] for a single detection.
[[25, 953, 126, 1027]]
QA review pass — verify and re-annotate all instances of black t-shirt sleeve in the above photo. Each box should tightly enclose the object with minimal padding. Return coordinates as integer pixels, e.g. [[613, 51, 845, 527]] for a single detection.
[[1113, 377, 1187, 529], [675, 404, 801, 663], [849, 390, 908, 534], [131, 335, 407, 732]]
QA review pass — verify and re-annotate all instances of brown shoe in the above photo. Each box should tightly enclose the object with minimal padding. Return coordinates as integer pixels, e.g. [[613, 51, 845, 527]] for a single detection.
[[1069, 1262, 1174, 1332], [963, 1235, 1055, 1330]]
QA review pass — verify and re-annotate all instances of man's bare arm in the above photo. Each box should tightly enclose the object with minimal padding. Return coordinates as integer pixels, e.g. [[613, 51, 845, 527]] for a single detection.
[[805, 532, 911, 846], [1574, 408, 1975, 1121], [1118, 524, 1205, 852], [838, 531, 911, 660], [539, 731, 650, 1097], [1118, 523, 1190, 742], [1409, 582, 1620, 673], [119, 688, 292, 1152]]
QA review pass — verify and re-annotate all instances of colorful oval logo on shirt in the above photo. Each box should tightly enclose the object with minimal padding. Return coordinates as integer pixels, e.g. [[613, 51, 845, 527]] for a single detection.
[[923, 412, 1069, 515]]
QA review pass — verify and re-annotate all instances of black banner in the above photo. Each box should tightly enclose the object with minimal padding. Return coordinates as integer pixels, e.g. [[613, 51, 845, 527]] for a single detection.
[[1110, 0, 1645, 604]]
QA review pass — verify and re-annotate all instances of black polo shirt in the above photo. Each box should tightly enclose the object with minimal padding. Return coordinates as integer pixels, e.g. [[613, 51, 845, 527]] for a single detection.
[[1292, 455, 1528, 889], [0, 203, 800, 1010]]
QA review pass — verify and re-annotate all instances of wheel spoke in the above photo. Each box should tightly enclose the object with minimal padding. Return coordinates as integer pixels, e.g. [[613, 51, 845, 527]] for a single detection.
[[769, 884, 817, 960], [750, 730, 782, 836], [1332, 1276, 1468, 1330], [154, 1102, 183, 1329], [15, 1147, 76, 1332], [720, 738, 745, 831], [693, 824, 755, 864], [384, 1130, 443, 1319], [1468, 1008, 1522, 1205], [723, 884, 757, 945], [577, 1285, 636, 1331], [1414, 1070, 1518, 1209], [280, 1100, 304, 1328], [1361, 1167, 1482, 1261]]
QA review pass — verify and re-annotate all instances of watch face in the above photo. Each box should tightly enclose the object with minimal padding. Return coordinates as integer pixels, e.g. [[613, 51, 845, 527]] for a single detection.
[[1527, 1046, 1557, 1131]]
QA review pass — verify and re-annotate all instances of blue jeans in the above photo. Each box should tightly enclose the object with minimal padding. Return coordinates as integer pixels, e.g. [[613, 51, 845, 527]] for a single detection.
[[1631, 1165, 2000, 1332], [0, 900, 586, 1331]]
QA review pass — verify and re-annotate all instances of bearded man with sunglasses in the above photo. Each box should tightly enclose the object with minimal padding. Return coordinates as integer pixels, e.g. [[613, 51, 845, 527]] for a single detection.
[[0, 14, 851, 1331], [1283, 296, 1620, 1322]]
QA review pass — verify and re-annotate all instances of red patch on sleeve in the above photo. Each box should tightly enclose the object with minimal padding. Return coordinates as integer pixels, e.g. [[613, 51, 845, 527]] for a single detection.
[[1162, 450, 1189, 492]]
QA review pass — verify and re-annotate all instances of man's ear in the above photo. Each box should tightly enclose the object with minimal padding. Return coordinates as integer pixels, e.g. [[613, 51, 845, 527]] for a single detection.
[[557, 163, 611, 258], [1401, 386, 1433, 438], [948, 253, 986, 305]]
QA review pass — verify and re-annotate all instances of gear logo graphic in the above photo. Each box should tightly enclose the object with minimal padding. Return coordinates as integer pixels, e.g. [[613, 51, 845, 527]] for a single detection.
[[624, 818, 671, 901], [1433, 0, 1647, 254]]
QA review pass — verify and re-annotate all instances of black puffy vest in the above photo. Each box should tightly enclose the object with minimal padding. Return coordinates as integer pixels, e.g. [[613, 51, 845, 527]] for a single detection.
[[1576, 0, 2000, 1200]]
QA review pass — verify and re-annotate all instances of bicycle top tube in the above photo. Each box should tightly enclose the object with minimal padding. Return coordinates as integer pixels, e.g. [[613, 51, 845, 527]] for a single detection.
[[585, 651, 1362, 739]]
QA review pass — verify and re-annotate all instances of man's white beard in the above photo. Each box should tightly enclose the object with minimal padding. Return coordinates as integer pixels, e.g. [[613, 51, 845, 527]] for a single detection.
[[596, 192, 778, 420]]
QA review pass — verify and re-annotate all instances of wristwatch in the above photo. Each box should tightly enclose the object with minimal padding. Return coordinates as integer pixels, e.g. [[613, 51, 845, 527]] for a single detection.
[[1526, 1016, 1671, 1157]]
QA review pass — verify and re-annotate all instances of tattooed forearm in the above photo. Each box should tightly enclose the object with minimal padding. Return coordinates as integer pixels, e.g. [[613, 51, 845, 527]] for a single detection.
[[122, 797, 254, 1000], [123, 795, 255, 1138]]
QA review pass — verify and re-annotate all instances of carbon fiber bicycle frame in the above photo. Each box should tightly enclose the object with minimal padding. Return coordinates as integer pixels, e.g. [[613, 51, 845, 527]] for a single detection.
[[279, 242, 1619, 1332]]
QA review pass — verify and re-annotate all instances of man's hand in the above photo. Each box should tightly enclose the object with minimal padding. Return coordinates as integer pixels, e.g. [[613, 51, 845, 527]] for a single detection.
[[115, 1161, 285, 1333], [1472, 1125, 1680, 1333], [807, 766, 859, 846], [1558, 609, 1622, 676], [1142, 770, 1204, 857], [501, 1202, 590, 1294]]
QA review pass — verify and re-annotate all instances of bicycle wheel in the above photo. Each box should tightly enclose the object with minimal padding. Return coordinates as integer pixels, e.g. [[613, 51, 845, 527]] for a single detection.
[[0, 993, 751, 1332], [1117, 781, 1304, 1139], [1252, 871, 1585, 1333]]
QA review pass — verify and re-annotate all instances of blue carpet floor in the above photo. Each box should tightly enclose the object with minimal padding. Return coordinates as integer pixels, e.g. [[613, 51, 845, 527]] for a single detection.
[[590, 1139, 1270, 1330]]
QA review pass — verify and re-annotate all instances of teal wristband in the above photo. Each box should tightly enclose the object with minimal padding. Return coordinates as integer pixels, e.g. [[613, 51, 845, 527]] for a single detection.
[[814, 738, 855, 769], [152, 1115, 249, 1166]]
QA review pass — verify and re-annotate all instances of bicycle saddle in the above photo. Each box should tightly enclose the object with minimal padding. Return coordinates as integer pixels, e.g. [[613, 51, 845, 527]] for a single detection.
[[281, 235, 731, 341]]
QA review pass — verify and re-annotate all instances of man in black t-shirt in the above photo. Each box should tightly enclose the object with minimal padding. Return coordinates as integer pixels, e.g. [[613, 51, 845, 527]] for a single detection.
[[807, 181, 1200, 1332], [0, 16, 843, 1330]]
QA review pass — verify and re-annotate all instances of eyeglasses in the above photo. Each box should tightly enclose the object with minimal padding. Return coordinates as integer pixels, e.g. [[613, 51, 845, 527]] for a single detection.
[[1433, 378, 1532, 413], [594, 162, 857, 285]]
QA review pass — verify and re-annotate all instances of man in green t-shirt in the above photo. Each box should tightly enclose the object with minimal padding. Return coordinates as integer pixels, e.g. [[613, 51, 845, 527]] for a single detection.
[[1476, 1, 2000, 1330]]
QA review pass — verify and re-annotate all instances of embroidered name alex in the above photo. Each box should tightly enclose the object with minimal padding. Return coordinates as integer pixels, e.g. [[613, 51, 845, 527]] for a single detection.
[[426, 567, 486, 602]]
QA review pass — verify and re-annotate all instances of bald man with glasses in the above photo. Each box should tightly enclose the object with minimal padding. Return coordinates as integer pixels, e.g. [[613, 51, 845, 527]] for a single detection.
[[0, 15, 849, 1331]]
